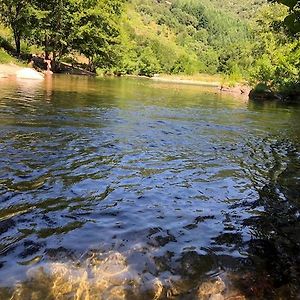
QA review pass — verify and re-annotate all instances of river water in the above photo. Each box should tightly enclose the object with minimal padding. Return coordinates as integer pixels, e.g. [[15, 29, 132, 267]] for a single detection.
[[0, 76, 299, 299]]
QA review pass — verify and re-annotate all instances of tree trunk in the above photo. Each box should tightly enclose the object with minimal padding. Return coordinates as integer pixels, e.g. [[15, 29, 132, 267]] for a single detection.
[[52, 51, 57, 72], [89, 57, 96, 72], [44, 35, 49, 60], [14, 31, 21, 56]]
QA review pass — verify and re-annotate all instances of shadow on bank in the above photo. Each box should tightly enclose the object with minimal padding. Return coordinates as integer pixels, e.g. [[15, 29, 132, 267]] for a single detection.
[[249, 83, 300, 104], [31, 56, 96, 77]]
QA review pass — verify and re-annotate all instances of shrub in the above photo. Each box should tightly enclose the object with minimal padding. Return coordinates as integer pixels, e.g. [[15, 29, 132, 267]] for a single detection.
[[138, 46, 161, 76]]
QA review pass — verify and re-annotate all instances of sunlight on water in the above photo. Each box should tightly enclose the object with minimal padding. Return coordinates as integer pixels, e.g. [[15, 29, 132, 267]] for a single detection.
[[10, 252, 133, 300], [3, 249, 246, 300]]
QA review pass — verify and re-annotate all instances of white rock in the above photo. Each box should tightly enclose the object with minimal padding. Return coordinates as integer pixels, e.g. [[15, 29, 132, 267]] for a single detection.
[[16, 68, 44, 80]]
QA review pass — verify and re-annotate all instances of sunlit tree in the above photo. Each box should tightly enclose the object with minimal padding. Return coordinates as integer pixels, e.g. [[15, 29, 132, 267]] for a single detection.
[[270, 0, 300, 34], [0, 0, 33, 55]]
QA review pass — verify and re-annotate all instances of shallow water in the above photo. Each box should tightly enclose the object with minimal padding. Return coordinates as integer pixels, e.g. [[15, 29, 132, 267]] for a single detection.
[[0, 76, 299, 299]]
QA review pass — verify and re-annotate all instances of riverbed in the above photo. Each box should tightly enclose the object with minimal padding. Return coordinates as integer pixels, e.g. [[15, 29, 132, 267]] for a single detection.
[[0, 76, 299, 299]]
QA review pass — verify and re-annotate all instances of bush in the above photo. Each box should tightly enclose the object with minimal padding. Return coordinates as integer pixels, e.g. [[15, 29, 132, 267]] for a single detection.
[[138, 46, 161, 76], [171, 54, 200, 75], [250, 42, 300, 91]]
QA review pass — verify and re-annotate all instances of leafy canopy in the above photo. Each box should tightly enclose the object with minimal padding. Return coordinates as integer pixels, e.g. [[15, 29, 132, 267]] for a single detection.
[[270, 0, 300, 34], [0, 0, 125, 66]]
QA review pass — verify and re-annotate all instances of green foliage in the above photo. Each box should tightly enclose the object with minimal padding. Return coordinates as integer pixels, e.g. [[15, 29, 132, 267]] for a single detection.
[[71, 0, 124, 68], [0, 46, 24, 65], [138, 46, 160, 76], [0, 48, 14, 63], [113, 0, 260, 77], [2, 0, 297, 95], [29, 0, 78, 58], [0, 35, 15, 53], [0, 0, 34, 54], [29, 0, 124, 67], [0, 0, 125, 69], [250, 3, 300, 92], [269, 0, 300, 35], [251, 42, 300, 91]]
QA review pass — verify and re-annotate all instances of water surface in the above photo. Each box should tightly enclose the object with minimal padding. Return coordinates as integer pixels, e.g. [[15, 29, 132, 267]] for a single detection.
[[0, 76, 299, 299]]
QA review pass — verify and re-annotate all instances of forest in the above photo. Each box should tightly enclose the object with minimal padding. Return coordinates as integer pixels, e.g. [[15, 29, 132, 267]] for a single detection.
[[0, 0, 299, 95]]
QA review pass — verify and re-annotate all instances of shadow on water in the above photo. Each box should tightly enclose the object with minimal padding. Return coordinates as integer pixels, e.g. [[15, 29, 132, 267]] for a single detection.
[[192, 138, 300, 300], [235, 143, 300, 299], [0, 76, 299, 299]]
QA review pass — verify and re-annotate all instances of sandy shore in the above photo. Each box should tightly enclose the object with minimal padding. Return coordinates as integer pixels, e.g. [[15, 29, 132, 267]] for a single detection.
[[151, 76, 220, 87], [150, 76, 251, 97], [0, 64, 23, 78], [0, 63, 45, 80]]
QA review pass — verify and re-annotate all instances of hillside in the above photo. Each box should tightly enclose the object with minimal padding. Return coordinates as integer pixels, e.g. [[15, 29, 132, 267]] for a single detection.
[[208, 0, 266, 19], [0, 0, 267, 77], [115, 0, 266, 77]]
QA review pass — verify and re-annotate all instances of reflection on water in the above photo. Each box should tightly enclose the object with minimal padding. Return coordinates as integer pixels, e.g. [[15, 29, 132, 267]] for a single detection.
[[0, 76, 299, 299]]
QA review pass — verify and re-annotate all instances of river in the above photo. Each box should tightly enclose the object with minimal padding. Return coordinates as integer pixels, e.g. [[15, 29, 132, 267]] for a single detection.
[[0, 76, 299, 299]]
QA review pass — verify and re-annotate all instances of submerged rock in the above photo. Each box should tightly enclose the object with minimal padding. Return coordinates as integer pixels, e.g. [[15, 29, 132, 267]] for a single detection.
[[209, 294, 224, 300], [8, 252, 129, 300], [197, 277, 226, 300]]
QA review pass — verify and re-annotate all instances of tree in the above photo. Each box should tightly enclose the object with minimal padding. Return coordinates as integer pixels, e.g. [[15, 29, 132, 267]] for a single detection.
[[270, 0, 300, 34], [30, 0, 79, 60], [30, 0, 124, 70], [0, 0, 33, 55], [250, 3, 300, 91], [71, 0, 124, 70]]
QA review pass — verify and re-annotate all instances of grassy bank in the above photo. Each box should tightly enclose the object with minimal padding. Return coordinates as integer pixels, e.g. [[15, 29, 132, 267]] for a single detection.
[[0, 48, 19, 64]]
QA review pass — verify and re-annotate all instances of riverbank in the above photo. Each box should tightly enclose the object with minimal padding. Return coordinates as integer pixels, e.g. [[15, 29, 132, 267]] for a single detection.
[[0, 62, 250, 97], [151, 73, 222, 86], [0, 63, 45, 80], [149, 74, 251, 97], [0, 63, 251, 97], [0, 63, 22, 77]]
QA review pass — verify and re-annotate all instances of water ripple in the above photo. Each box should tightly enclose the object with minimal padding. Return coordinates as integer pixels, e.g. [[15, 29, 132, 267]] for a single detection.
[[0, 77, 299, 298]]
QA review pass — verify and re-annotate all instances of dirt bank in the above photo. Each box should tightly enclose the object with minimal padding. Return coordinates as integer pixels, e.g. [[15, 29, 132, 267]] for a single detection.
[[0, 64, 22, 78]]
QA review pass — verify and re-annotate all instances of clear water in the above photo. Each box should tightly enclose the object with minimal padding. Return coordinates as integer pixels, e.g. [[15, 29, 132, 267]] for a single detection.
[[0, 76, 299, 299]]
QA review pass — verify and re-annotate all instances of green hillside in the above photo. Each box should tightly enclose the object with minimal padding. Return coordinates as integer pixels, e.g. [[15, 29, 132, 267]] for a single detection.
[[207, 0, 266, 19], [115, 0, 266, 77]]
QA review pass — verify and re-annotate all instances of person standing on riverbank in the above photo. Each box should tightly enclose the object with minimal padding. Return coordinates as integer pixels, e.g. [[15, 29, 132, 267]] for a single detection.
[[44, 57, 53, 75]]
